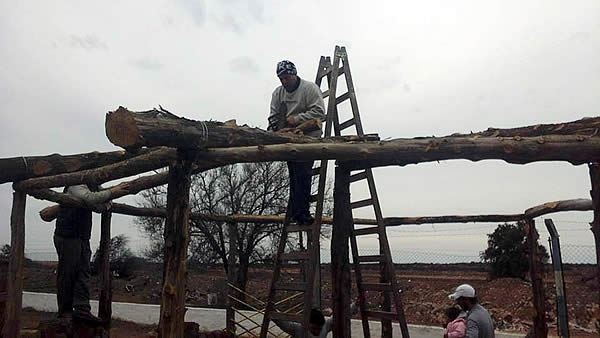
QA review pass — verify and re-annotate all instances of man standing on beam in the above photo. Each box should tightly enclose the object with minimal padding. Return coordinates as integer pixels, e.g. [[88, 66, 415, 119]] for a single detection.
[[268, 60, 326, 225]]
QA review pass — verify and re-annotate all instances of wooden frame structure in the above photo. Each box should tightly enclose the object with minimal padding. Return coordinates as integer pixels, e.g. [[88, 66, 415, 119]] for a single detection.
[[2, 109, 600, 336]]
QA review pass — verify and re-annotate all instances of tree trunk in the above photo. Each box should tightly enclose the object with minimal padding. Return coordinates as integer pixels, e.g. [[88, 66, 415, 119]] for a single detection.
[[226, 222, 238, 334], [106, 106, 323, 150], [0, 149, 151, 184], [525, 218, 548, 338], [331, 165, 352, 337], [98, 212, 112, 332], [524, 198, 592, 218], [458, 116, 600, 138], [588, 163, 600, 335], [158, 151, 193, 338], [2, 191, 26, 338]]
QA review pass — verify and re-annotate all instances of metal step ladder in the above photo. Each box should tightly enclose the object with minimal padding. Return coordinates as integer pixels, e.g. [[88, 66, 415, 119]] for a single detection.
[[260, 46, 409, 338]]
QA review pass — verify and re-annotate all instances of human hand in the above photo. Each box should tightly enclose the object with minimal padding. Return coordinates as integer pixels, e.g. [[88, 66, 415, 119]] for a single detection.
[[286, 116, 297, 126], [110, 182, 130, 196]]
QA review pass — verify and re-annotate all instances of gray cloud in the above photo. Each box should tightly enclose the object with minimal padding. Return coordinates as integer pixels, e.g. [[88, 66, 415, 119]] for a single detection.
[[229, 56, 260, 74], [69, 34, 108, 51], [129, 58, 163, 71]]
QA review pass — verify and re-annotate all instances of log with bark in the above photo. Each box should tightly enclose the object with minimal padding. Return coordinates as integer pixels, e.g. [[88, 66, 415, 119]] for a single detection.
[[0, 149, 151, 184], [450, 116, 600, 138], [105, 106, 322, 150]]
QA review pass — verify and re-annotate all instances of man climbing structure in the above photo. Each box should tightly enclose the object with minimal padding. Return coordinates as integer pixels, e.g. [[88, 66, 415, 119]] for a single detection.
[[268, 60, 326, 225]]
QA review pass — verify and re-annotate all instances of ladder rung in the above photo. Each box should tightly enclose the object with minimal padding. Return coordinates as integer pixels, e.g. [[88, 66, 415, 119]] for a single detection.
[[351, 198, 373, 209], [286, 224, 313, 232], [337, 66, 345, 76], [364, 310, 399, 322], [356, 254, 384, 263], [354, 226, 380, 236], [349, 171, 368, 183], [339, 118, 356, 131], [361, 282, 392, 291], [275, 282, 307, 291], [309, 194, 319, 202], [311, 166, 321, 176], [271, 311, 303, 322], [321, 89, 330, 98], [280, 251, 310, 261], [335, 92, 350, 104]]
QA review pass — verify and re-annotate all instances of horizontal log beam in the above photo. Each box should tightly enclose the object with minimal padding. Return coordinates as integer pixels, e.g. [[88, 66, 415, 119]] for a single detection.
[[524, 198, 592, 218], [458, 116, 600, 138], [0, 149, 151, 184], [384, 214, 523, 226], [13, 147, 179, 191]]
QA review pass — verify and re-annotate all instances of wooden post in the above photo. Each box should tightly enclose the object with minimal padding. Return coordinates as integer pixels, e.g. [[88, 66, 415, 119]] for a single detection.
[[2, 191, 26, 338], [226, 221, 238, 334], [588, 163, 600, 334], [98, 211, 112, 332], [158, 151, 194, 337], [525, 218, 548, 337], [331, 165, 352, 337]]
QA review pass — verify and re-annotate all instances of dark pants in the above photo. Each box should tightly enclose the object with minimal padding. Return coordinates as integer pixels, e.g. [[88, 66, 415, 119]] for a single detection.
[[287, 161, 314, 220], [53, 235, 92, 315]]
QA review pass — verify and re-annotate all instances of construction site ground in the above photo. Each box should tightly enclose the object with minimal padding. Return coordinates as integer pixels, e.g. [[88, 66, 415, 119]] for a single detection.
[[7, 260, 599, 336]]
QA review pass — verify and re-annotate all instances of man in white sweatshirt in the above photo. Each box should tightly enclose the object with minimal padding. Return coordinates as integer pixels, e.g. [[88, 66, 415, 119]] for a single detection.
[[268, 60, 326, 225]]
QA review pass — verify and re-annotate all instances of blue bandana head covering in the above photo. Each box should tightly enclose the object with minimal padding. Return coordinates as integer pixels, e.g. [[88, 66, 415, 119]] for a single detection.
[[276, 60, 297, 77]]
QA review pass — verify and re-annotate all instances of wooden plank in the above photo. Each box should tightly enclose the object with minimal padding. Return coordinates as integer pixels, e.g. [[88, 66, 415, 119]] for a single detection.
[[335, 92, 350, 105], [2, 191, 26, 338], [311, 166, 321, 176], [364, 311, 398, 322], [321, 89, 330, 99], [350, 198, 373, 209], [588, 163, 600, 326], [353, 227, 379, 236], [349, 171, 368, 183], [339, 118, 356, 131]]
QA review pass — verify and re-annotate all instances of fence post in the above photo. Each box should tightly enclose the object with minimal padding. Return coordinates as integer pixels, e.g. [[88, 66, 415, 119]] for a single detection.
[[545, 219, 569, 338]]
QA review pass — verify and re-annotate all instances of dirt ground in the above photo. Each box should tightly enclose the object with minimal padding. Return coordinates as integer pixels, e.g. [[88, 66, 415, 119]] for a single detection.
[[7, 260, 600, 336]]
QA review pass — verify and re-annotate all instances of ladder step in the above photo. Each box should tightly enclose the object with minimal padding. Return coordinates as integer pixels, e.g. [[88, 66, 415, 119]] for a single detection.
[[339, 118, 356, 131], [364, 310, 399, 322], [271, 311, 303, 323], [309, 194, 319, 202], [311, 166, 321, 176], [349, 171, 368, 183], [361, 282, 393, 291], [322, 89, 330, 98], [351, 198, 373, 209], [354, 226, 380, 236], [275, 282, 307, 291], [337, 66, 345, 76], [286, 224, 313, 233], [356, 254, 385, 263], [280, 251, 310, 261], [335, 92, 350, 105]]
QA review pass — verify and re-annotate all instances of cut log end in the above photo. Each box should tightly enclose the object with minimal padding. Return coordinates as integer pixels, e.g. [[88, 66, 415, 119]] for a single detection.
[[105, 106, 141, 148]]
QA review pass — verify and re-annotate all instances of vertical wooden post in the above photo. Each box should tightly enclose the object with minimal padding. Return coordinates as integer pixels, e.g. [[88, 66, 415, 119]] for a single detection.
[[226, 221, 238, 334], [2, 191, 26, 338], [525, 218, 548, 338], [159, 151, 193, 338], [588, 162, 600, 334], [98, 211, 112, 332], [331, 164, 352, 337]]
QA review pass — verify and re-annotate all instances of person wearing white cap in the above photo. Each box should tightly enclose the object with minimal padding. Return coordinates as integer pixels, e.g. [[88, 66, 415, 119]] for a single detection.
[[448, 284, 495, 338]]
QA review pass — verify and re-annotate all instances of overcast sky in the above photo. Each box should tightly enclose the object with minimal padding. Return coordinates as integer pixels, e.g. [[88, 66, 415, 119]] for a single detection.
[[1, 1, 599, 262]]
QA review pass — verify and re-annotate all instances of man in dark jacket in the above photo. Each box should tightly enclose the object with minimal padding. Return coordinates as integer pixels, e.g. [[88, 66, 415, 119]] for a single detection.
[[54, 183, 128, 321]]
